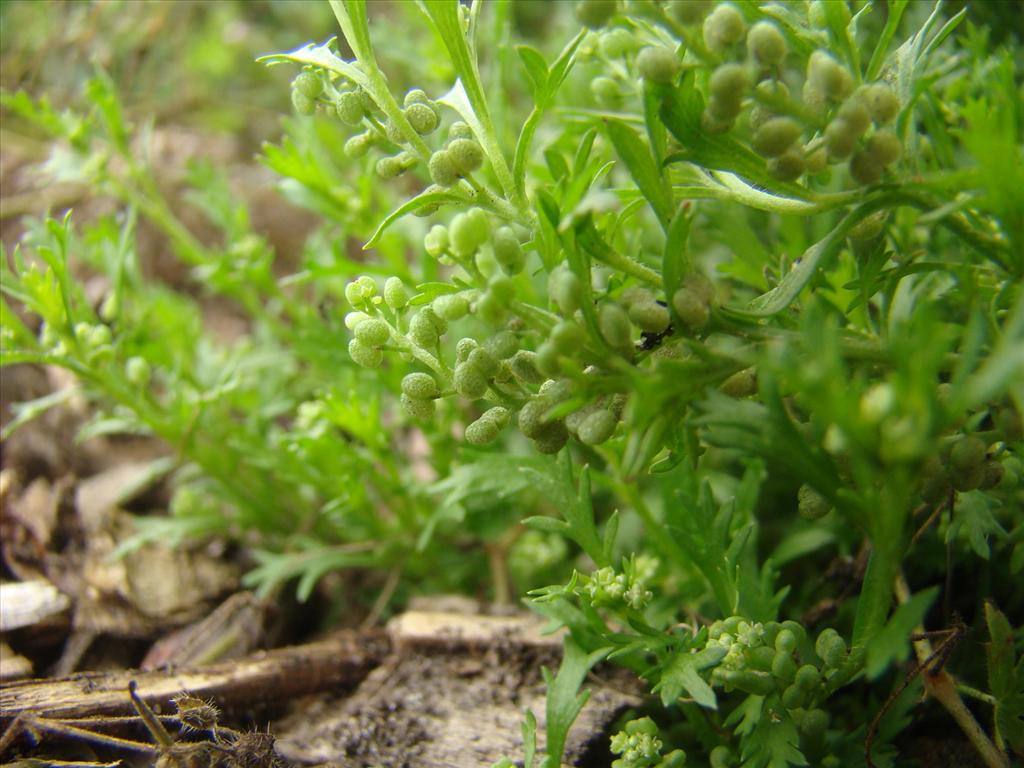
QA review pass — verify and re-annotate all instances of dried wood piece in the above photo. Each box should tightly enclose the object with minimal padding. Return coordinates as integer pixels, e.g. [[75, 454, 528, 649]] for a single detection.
[[0, 630, 389, 725]]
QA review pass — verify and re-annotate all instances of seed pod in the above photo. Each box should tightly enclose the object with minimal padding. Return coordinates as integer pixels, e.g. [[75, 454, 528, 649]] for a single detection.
[[376, 155, 405, 179], [599, 302, 633, 352], [383, 277, 409, 310], [404, 102, 438, 134], [401, 372, 439, 400], [747, 21, 787, 66], [781, 683, 807, 709], [849, 148, 883, 185], [493, 226, 525, 275], [578, 409, 618, 445], [475, 290, 506, 325], [447, 138, 484, 175], [801, 708, 829, 738], [550, 268, 583, 315], [599, 28, 635, 59], [808, 50, 852, 101], [293, 72, 322, 99], [535, 341, 562, 378], [951, 435, 987, 471], [753, 117, 802, 158], [636, 46, 679, 84], [401, 392, 435, 419], [775, 628, 797, 654], [335, 91, 365, 125], [590, 75, 621, 106], [348, 339, 383, 368], [424, 225, 449, 257], [769, 148, 806, 181], [354, 318, 390, 347]]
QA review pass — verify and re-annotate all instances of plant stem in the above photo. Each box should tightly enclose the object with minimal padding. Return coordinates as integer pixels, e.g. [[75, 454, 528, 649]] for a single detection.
[[894, 573, 1009, 768]]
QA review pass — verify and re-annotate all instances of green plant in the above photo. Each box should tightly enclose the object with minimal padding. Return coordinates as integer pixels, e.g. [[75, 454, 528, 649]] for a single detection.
[[2, 1, 1023, 766]]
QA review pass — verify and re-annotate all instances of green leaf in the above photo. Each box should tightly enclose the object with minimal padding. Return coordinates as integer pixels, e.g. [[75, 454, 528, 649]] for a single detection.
[[541, 635, 611, 766], [517, 45, 548, 98], [605, 119, 672, 229], [740, 704, 808, 768], [865, 586, 938, 679], [364, 189, 464, 249], [0, 387, 77, 440], [985, 600, 1017, 701], [653, 643, 727, 710], [949, 491, 1007, 560]]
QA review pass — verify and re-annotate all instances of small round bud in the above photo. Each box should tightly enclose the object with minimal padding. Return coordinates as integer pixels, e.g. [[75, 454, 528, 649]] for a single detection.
[[293, 72, 322, 99], [551, 320, 585, 353], [424, 225, 449, 257], [335, 91, 365, 125], [628, 301, 670, 333], [599, 28, 635, 59], [598, 302, 632, 352], [409, 311, 440, 349], [433, 293, 470, 321], [405, 102, 438, 135], [456, 337, 478, 363], [511, 350, 543, 383], [126, 356, 151, 386], [549, 268, 582, 315], [518, 399, 551, 439], [454, 361, 488, 399], [849, 149, 883, 185], [772, 652, 798, 683], [450, 209, 489, 257], [475, 291, 507, 325], [704, 3, 746, 50], [383, 277, 409, 310], [590, 75, 621, 106], [404, 88, 430, 107], [672, 288, 710, 331], [354, 318, 390, 347], [667, 0, 711, 25], [837, 98, 872, 138], [344, 132, 373, 158], [950, 436, 987, 472], [493, 226, 525, 275], [808, 50, 853, 101], [815, 628, 847, 668], [578, 409, 618, 445], [448, 121, 473, 141], [532, 420, 569, 454], [866, 129, 902, 166], [576, 0, 618, 28], [794, 664, 820, 692], [709, 63, 749, 105], [485, 331, 519, 360], [864, 83, 899, 124], [401, 392, 435, 419], [291, 90, 316, 116], [465, 406, 510, 445], [376, 155, 405, 179], [636, 46, 679, 84], [798, 484, 831, 520], [402, 372, 439, 400], [447, 138, 484, 175], [747, 21, 787, 66], [752, 117, 802, 158], [825, 119, 859, 159], [345, 311, 370, 330], [535, 341, 562, 378], [768, 148, 806, 181], [775, 628, 797, 654], [720, 367, 758, 398], [348, 339, 383, 368], [467, 347, 499, 378], [429, 150, 459, 187]]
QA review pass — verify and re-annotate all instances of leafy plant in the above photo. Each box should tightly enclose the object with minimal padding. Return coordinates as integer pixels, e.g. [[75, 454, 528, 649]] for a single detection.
[[2, 1, 1023, 766]]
